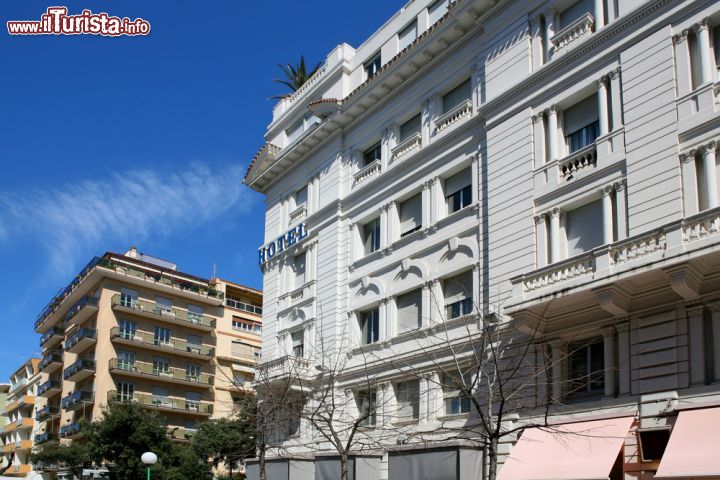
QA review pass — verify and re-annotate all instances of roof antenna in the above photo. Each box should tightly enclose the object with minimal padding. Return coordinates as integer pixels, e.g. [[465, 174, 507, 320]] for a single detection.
[[212, 262, 217, 279]]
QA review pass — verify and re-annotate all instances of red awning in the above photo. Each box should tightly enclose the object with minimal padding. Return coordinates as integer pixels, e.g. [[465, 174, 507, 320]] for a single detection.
[[655, 407, 720, 478], [498, 416, 634, 480]]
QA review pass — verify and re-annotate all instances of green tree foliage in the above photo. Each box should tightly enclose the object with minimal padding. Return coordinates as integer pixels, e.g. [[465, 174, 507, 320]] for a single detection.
[[29, 440, 90, 479], [272, 55, 322, 99], [191, 402, 256, 478]]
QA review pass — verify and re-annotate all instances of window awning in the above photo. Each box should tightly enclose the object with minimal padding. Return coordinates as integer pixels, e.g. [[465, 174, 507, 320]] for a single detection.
[[655, 407, 720, 478], [498, 416, 634, 480]]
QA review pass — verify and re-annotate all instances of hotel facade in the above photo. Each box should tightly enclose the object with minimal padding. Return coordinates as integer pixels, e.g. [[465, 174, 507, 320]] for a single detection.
[[31, 248, 261, 479], [245, 0, 720, 479]]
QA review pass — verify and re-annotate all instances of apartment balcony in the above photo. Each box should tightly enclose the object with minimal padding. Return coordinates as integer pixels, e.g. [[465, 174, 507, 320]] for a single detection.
[[353, 160, 382, 186], [256, 355, 314, 391], [38, 352, 63, 374], [167, 426, 197, 442], [63, 295, 99, 328], [110, 294, 216, 332], [108, 359, 214, 388], [4, 464, 31, 476], [4, 395, 35, 414], [64, 327, 97, 354], [63, 358, 96, 382], [35, 432, 58, 445], [59, 422, 82, 439], [435, 99, 473, 133], [14, 439, 32, 452], [36, 405, 60, 422], [109, 327, 214, 361], [61, 390, 94, 411], [40, 327, 64, 350], [391, 132, 422, 162], [508, 206, 720, 312], [108, 391, 213, 417], [2, 417, 34, 434], [37, 379, 61, 398], [549, 12, 594, 58]]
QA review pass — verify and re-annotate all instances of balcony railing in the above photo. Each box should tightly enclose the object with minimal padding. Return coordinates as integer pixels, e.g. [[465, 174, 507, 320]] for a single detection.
[[111, 294, 216, 329], [35, 432, 58, 444], [63, 358, 96, 381], [4, 395, 34, 414], [257, 355, 313, 386], [167, 426, 198, 441], [225, 297, 262, 315], [39, 351, 63, 372], [109, 327, 214, 358], [59, 422, 82, 438], [108, 391, 213, 415], [61, 390, 94, 410], [37, 379, 61, 397], [435, 99, 472, 133], [550, 12, 594, 57], [36, 405, 60, 421], [391, 132, 422, 161], [558, 143, 597, 181], [65, 327, 97, 352], [353, 159, 382, 186], [63, 295, 99, 327], [40, 327, 64, 348], [108, 359, 214, 386]]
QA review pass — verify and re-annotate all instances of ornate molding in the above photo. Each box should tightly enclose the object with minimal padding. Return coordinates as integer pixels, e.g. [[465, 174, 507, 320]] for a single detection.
[[593, 285, 631, 316], [664, 264, 702, 300]]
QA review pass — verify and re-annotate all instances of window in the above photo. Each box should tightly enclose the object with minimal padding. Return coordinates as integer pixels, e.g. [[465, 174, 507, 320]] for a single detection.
[[559, 0, 593, 28], [714, 26, 720, 80], [357, 389, 377, 426], [186, 334, 202, 353], [117, 351, 135, 370], [291, 331, 304, 357], [286, 119, 305, 144], [226, 296, 263, 315], [119, 288, 138, 308], [186, 363, 201, 382], [399, 193, 422, 237], [187, 304, 204, 323], [118, 320, 137, 340], [184, 418, 198, 432], [155, 296, 173, 315], [363, 218, 381, 255], [232, 319, 262, 334], [566, 200, 603, 256], [233, 373, 248, 387], [444, 271, 473, 319], [152, 386, 170, 407], [428, 0, 450, 25], [400, 113, 422, 142], [231, 340, 257, 359], [638, 429, 671, 462], [445, 168, 472, 214], [398, 19, 418, 51], [360, 307, 380, 345], [395, 380, 420, 420], [397, 289, 422, 334], [363, 143, 381, 167], [567, 339, 604, 397], [564, 95, 599, 153], [185, 391, 201, 412], [364, 52, 381, 79], [154, 327, 172, 347], [442, 373, 472, 415], [293, 251, 307, 289], [153, 357, 170, 376], [442, 78, 472, 114], [116, 382, 134, 402], [295, 185, 308, 208]]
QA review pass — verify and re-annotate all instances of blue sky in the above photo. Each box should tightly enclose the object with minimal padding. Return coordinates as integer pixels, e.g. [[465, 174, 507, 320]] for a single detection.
[[0, 0, 401, 380]]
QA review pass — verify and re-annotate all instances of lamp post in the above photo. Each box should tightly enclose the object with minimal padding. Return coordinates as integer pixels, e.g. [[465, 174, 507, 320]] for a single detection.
[[141, 452, 157, 480]]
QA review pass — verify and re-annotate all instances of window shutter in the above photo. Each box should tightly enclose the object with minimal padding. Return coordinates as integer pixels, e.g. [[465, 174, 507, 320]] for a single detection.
[[399, 194, 422, 235], [400, 113, 422, 141], [295, 186, 308, 207], [428, 0, 449, 25], [294, 252, 306, 287], [566, 199, 603, 256], [563, 95, 599, 134], [443, 270, 473, 304], [444, 168, 471, 196], [442, 79, 471, 113], [398, 20, 417, 51], [397, 289, 422, 333], [291, 331, 303, 348]]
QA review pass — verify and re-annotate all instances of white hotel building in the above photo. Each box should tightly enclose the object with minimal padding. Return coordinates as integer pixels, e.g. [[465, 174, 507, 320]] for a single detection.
[[244, 0, 720, 479]]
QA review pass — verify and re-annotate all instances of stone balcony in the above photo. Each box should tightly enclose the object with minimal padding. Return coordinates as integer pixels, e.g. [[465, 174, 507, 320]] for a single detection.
[[256, 355, 314, 391], [550, 12, 594, 58], [392, 132, 422, 161], [508, 207, 720, 311], [353, 159, 382, 186], [435, 99, 472, 133]]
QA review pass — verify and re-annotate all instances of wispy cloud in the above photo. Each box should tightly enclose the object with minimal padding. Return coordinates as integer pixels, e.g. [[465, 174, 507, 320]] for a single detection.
[[0, 161, 254, 276]]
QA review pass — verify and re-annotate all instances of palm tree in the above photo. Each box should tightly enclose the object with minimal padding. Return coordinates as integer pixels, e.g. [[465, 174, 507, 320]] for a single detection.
[[272, 55, 322, 99]]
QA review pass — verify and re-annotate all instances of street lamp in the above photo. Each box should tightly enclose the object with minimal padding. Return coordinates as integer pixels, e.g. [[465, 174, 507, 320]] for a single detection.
[[141, 452, 157, 480]]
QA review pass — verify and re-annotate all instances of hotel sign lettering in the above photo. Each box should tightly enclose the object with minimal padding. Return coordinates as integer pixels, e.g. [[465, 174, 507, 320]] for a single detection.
[[258, 223, 309, 265]]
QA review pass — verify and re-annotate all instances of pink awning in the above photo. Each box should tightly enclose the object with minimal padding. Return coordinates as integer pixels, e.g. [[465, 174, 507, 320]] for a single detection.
[[498, 416, 634, 480], [655, 407, 720, 478]]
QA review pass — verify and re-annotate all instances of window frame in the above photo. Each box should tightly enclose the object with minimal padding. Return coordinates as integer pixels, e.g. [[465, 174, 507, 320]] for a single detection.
[[360, 307, 380, 345], [364, 52, 382, 80]]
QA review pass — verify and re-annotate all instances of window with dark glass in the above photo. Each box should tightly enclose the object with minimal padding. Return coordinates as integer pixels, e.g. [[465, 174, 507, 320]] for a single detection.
[[357, 389, 377, 426], [563, 95, 600, 153], [442, 372, 473, 415], [291, 330, 304, 358], [363, 218, 381, 255], [364, 53, 381, 79], [567, 339, 604, 397], [444, 271, 473, 319], [400, 113, 422, 142], [360, 308, 380, 345], [444, 168, 472, 214], [363, 143, 381, 167], [442, 78, 472, 114]]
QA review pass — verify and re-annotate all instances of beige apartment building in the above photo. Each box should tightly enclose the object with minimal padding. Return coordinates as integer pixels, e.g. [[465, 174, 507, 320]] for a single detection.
[[1, 359, 40, 478], [32, 247, 261, 476]]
